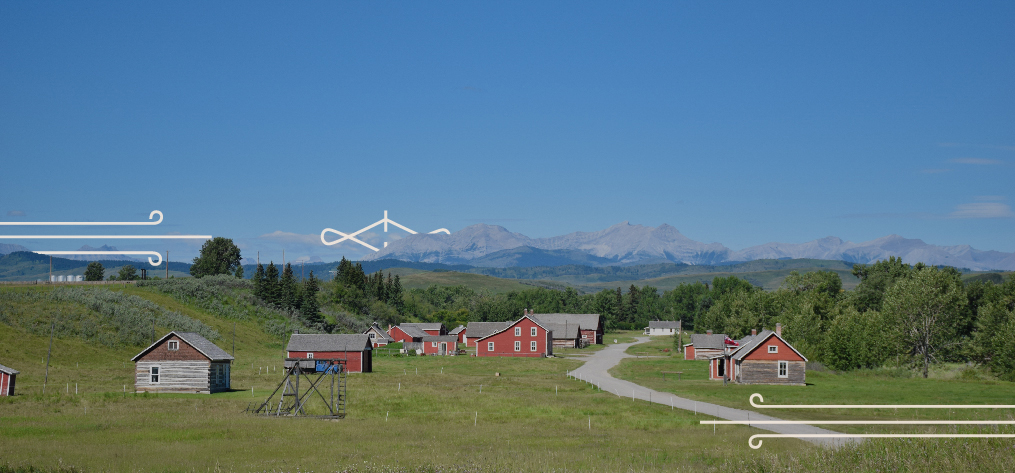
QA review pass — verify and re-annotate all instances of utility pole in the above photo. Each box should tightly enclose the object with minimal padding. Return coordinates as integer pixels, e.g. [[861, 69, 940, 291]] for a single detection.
[[166, 251, 169, 279], [44, 316, 55, 394], [49, 256, 52, 283]]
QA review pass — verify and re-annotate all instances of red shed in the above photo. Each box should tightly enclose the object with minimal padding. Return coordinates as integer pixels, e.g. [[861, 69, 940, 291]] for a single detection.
[[401, 323, 446, 336], [449, 325, 466, 344], [0, 363, 18, 396], [421, 335, 459, 355], [387, 324, 428, 343], [476, 314, 553, 358], [286, 334, 373, 373]]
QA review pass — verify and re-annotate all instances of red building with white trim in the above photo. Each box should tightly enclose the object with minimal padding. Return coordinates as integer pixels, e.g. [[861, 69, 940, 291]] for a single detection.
[[286, 334, 373, 373], [0, 363, 17, 396], [475, 314, 553, 358]]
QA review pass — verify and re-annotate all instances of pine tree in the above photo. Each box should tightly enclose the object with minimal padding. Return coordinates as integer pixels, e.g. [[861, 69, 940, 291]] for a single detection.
[[375, 271, 387, 301], [234, 264, 244, 279], [627, 285, 640, 323], [301, 271, 322, 324], [264, 262, 280, 306], [385, 273, 394, 303], [391, 274, 404, 313], [281, 263, 298, 311], [252, 263, 265, 300]]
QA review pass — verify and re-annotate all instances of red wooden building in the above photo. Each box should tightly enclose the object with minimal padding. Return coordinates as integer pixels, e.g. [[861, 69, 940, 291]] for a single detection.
[[387, 324, 429, 343], [286, 334, 373, 373], [420, 335, 460, 355], [464, 321, 511, 347], [529, 312, 603, 344], [708, 324, 807, 385], [684, 331, 725, 360], [449, 325, 466, 344], [0, 363, 17, 396], [131, 331, 234, 394], [475, 314, 553, 357]]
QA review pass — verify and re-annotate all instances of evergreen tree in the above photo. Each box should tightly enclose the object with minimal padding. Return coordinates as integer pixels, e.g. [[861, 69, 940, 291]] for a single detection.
[[391, 274, 404, 313], [626, 284, 640, 324], [252, 263, 265, 300], [615, 287, 626, 327], [301, 271, 322, 324], [234, 264, 244, 279], [84, 262, 105, 281], [264, 262, 280, 306], [385, 273, 394, 303], [281, 263, 299, 311]]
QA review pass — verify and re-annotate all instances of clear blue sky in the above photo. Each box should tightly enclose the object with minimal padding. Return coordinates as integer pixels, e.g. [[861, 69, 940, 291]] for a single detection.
[[2, 1, 1013, 263]]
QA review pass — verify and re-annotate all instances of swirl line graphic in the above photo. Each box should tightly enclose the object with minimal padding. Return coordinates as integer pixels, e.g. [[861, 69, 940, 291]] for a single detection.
[[36, 251, 164, 266], [0, 210, 165, 225], [321, 211, 450, 252]]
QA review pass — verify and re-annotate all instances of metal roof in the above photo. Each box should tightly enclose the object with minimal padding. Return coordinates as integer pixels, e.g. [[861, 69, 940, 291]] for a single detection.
[[538, 322, 581, 340], [689, 333, 726, 350], [364, 324, 394, 342], [476, 315, 552, 341], [401, 323, 445, 332], [0, 363, 18, 375], [730, 331, 808, 362], [131, 331, 234, 362], [286, 334, 372, 352], [395, 325, 430, 339], [421, 335, 459, 343], [465, 321, 511, 339], [648, 321, 680, 329], [449, 325, 466, 335], [531, 314, 601, 331]]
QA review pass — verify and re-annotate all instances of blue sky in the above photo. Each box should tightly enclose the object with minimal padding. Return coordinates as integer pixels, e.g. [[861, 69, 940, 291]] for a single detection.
[[1, 1, 1013, 264]]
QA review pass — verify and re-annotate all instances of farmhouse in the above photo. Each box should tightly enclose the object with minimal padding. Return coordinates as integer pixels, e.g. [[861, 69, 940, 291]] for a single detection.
[[449, 325, 466, 344], [683, 331, 726, 360], [730, 325, 806, 385], [131, 332, 234, 394], [364, 322, 394, 347], [475, 313, 553, 357], [0, 363, 17, 396], [531, 312, 603, 344], [286, 334, 373, 373], [645, 320, 680, 336], [464, 321, 511, 347]]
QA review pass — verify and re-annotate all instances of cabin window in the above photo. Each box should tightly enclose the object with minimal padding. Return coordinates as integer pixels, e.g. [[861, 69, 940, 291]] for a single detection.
[[150, 366, 160, 383], [515, 327, 521, 336], [778, 361, 788, 378], [768, 345, 778, 353], [213, 365, 222, 386], [167, 341, 179, 351], [432, 342, 438, 348], [514, 341, 521, 351], [530, 327, 537, 337], [307, 353, 314, 359], [582, 334, 588, 339], [487, 342, 494, 352], [530, 341, 537, 351], [369, 333, 375, 339]]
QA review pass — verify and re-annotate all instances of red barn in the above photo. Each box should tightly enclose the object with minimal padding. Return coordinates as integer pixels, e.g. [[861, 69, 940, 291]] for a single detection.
[[402, 323, 446, 336], [421, 335, 459, 355], [449, 325, 466, 344], [476, 314, 553, 358], [0, 363, 17, 396], [529, 312, 603, 344], [387, 324, 429, 343], [286, 334, 373, 373], [131, 331, 234, 394]]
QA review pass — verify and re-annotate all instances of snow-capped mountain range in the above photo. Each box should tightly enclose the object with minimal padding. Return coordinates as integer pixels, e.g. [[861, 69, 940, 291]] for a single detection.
[[363, 222, 1015, 271]]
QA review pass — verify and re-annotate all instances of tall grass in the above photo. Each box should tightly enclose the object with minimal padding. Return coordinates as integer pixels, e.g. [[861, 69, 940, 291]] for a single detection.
[[0, 287, 217, 347]]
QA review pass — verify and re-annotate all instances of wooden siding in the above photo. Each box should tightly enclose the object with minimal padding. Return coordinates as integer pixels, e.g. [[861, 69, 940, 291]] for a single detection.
[[136, 360, 213, 393], [422, 341, 458, 355], [693, 347, 723, 360], [286, 351, 369, 373], [0, 372, 14, 396], [387, 326, 417, 343], [476, 317, 552, 357], [740, 336, 806, 362], [737, 360, 805, 385], [137, 335, 207, 362], [684, 345, 695, 360]]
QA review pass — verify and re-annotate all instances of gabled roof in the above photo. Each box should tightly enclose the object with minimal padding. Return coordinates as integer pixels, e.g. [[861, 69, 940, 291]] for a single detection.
[[475, 315, 551, 342], [648, 321, 680, 329], [730, 330, 808, 362], [393, 325, 429, 339], [0, 363, 18, 375], [465, 321, 511, 339], [131, 331, 234, 362], [421, 335, 459, 343], [689, 333, 726, 350], [287, 334, 372, 352], [537, 322, 580, 340], [532, 314, 602, 331], [364, 324, 394, 342], [402, 323, 445, 332], [449, 325, 466, 335]]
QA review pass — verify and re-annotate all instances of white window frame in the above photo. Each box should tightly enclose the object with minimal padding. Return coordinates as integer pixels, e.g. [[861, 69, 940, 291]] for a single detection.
[[515, 327, 521, 336], [432, 342, 438, 348], [530, 327, 537, 337], [369, 333, 375, 339], [582, 334, 588, 339], [514, 341, 521, 352], [530, 341, 537, 351], [307, 352, 314, 359], [778, 361, 788, 378], [167, 340, 179, 351], [487, 342, 494, 352], [150, 366, 160, 384], [768, 345, 778, 353]]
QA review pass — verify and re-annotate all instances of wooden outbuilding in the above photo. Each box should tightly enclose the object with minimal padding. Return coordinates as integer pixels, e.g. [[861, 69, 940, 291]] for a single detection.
[[476, 314, 553, 357], [529, 312, 603, 344], [535, 319, 583, 348], [387, 324, 429, 343], [684, 331, 726, 360], [449, 325, 466, 344], [420, 335, 460, 355], [729, 325, 807, 385], [0, 363, 18, 396], [364, 322, 395, 347], [286, 334, 373, 373], [401, 323, 446, 336], [645, 320, 680, 336], [131, 331, 234, 394]]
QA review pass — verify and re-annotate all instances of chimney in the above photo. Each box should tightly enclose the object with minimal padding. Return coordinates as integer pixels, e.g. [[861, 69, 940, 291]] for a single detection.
[[751, 329, 757, 336], [706, 330, 712, 335], [776, 323, 782, 337]]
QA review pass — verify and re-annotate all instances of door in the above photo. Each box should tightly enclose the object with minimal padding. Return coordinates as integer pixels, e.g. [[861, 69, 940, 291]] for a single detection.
[[440, 342, 447, 355]]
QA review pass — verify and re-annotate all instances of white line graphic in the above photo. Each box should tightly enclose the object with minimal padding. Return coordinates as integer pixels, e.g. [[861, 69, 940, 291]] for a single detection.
[[321, 210, 450, 252], [0, 210, 165, 225], [750, 393, 1015, 409], [747, 434, 1015, 450], [36, 251, 164, 266], [706, 394, 1015, 448]]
